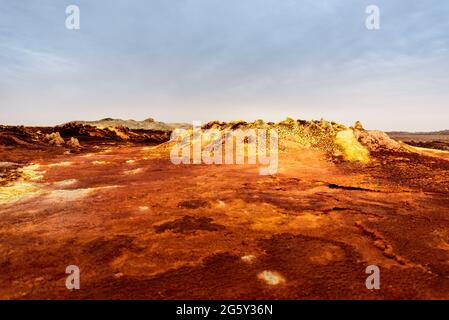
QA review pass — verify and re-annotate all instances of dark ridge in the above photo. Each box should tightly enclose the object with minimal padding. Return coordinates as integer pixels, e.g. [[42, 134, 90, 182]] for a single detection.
[[155, 216, 225, 234], [177, 199, 210, 209], [328, 183, 380, 192]]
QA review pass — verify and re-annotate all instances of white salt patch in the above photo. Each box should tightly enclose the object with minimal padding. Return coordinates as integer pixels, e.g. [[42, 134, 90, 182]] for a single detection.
[[45, 185, 119, 202], [0, 182, 44, 204], [0, 162, 18, 168], [123, 168, 142, 175], [48, 161, 72, 167], [19, 164, 45, 181], [241, 255, 256, 263], [45, 188, 91, 202], [53, 179, 78, 187], [217, 200, 226, 208], [92, 160, 108, 165], [258, 271, 285, 285]]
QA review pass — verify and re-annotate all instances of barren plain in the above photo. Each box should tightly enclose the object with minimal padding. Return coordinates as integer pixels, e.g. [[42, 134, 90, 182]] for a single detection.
[[1, 119, 449, 299]]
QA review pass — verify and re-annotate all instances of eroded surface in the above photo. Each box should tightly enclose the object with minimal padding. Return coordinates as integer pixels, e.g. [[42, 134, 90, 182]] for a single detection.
[[1, 139, 449, 300]]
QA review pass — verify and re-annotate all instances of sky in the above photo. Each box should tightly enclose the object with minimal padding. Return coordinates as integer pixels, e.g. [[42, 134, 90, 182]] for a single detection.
[[0, 0, 448, 131]]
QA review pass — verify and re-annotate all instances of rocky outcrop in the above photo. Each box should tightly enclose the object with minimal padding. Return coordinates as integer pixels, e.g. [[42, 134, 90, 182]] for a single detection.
[[56, 123, 171, 144], [0, 125, 46, 147], [66, 137, 81, 148], [198, 118, 409, 163], [0, 123, 171, 149], [44, 132, 65, 146], [1, 118, 407, 161], [355, 129, 403, 152], [354, 121, 364, 130], [66, 118, 189, 131]]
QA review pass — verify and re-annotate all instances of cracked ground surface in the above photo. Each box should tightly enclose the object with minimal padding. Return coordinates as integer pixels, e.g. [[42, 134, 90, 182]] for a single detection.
[[0, 142, 449, 299]]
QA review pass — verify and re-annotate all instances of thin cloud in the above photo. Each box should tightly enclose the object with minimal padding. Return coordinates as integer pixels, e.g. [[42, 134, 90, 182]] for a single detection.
[[0, 0, 448, 130]]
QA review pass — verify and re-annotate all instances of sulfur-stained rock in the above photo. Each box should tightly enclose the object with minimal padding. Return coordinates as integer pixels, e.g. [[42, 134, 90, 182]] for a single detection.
[[354, 121, 364, 130], [279, 117, 296, 127], [253, 119, 266, 128], [67, 137, 81, 148], [334, 129, 370, 163], [44, 132, 65, 146]]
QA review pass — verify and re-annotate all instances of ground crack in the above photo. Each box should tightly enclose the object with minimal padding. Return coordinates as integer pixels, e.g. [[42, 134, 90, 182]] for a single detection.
[[328, 183, 380, 192], [355, 222, 408, 265]]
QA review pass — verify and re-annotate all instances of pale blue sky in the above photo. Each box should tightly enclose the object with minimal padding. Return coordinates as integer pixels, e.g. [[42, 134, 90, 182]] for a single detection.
[[1, 0, 448, 130]]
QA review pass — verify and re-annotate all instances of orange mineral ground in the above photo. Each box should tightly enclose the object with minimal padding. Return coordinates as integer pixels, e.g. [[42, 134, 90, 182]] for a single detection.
[[0, 119, 449, 299]]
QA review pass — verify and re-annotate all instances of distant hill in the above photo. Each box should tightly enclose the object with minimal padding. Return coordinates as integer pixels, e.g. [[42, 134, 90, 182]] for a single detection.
[[66, 118, 190, 131], [387, 130, 449, 151], [388, 130, 449, 135]]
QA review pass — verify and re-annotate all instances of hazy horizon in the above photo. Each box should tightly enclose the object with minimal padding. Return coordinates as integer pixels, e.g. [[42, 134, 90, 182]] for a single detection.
[[1, 1, 449, 131], [3, 115, 449, 133]]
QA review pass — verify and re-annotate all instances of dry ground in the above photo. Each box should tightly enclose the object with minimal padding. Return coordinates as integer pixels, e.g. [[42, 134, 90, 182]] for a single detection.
[[1, 140, 449, 299]]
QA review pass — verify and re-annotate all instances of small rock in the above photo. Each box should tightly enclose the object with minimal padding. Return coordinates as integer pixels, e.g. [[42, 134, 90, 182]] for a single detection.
[[354, 121, 364, 130], [67, 137, 81, 148], [44, 132, 65, 146]]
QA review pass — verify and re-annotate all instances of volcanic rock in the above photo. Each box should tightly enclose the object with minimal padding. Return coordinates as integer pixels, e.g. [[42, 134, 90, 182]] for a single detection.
[[66, 137, 81, 148], [356, 130, 403, 152], [354, 121, 364, 130], [44, 132, 65, 146]]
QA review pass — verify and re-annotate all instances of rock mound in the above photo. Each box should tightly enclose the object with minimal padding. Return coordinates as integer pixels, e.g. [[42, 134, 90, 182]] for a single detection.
[[66, 137, 81, 148], [67, 118, 189, 131], [44, 132, 65, 146], [56, 123, 171, 144], [187, 118, 407, 163], [355, 129, 402, 152]]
